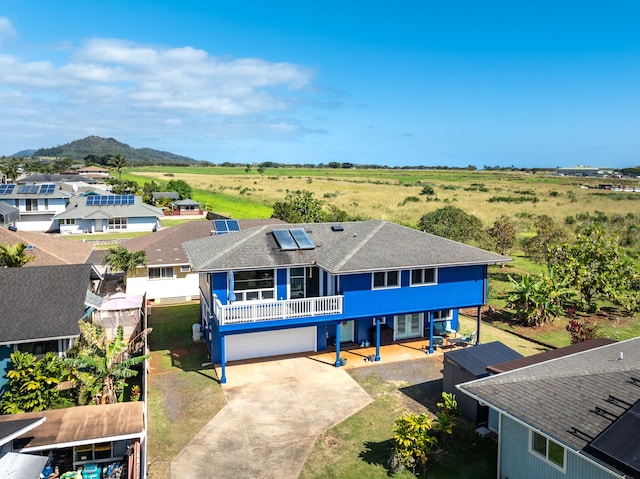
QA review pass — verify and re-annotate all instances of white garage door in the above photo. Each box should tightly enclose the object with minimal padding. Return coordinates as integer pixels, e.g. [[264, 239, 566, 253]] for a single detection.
[[225, 327, 317, 362]]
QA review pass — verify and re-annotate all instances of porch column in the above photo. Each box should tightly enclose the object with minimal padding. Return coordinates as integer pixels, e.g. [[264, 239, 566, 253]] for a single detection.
[[476, 306, 481, 345], [375, 317, 381, 362], [427, 312, 435, 354], [335, 323, 342, 367], [220, 335, 227, 384]]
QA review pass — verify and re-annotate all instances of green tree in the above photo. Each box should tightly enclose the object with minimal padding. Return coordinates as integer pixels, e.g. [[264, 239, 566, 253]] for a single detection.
[[507, 271, 572, 326], [417, 206, 485, 244], [521, 215, 565, 265], [487, 214, 517, 258], [108, 154, 128, 180], [106, 177, 140, 195], [0, 242, 36, 268], [167, 179, 192, 199], [392, 413, 438, 476], [271, 190, 326, 223], [102, 246, 146, 288], [0, 351, 73, 413], [549, 227, 637, 312], [142, 180, 160, 204], [0, 158, 21, 183], [65, 322, 148, 405]]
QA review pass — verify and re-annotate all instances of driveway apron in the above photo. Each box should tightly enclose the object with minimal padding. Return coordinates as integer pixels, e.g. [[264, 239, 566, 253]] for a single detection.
[[170, 357, 373, 478]]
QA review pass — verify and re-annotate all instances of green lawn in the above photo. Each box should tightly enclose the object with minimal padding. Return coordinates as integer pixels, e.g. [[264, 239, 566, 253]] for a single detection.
[[146, 304, 225, 479]]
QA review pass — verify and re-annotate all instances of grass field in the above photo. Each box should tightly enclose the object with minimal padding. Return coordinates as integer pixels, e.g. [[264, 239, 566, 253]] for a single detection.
[[126, 166, 640, 227]]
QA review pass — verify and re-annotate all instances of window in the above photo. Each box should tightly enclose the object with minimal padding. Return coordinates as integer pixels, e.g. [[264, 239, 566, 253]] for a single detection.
[[25, 199, 38, 212], [233, 269, 275, 302], [373, 271, 400, 289], [180, 265, 191, 273], [394, 313, 423, 339], [411, 268, 437, 285], [149, 266, 173, 279], [531, 431, 565, 470], [61, 218, 75, 225], [108, 217, 127, 230], [433, 309, 452, 320]]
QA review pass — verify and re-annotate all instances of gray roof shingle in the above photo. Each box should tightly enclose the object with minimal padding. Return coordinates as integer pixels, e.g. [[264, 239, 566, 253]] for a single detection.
[[459, 337, 640, 452], [0, 264, 92, 344], [183, 219, 511, 273]]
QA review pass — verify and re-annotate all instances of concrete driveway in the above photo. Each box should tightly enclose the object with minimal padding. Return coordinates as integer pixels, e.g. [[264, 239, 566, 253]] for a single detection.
[[170, 357, 373, 478]]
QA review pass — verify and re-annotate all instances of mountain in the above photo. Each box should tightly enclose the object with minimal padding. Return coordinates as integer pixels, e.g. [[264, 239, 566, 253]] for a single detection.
[[12, 149, 37, 157], [31, 136, 198, 165]]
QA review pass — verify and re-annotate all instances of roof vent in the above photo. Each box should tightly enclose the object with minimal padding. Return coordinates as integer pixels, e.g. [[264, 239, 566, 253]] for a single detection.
[[331, 225, 344, 232]]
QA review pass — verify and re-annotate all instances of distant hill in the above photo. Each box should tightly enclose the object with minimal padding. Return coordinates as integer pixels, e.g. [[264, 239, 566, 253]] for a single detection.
[[12, 149, 37, 157], [31, 136, 198, 165]]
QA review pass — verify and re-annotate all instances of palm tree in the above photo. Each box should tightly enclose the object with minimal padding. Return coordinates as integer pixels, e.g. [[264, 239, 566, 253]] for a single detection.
[[108, 154, 128, 180], [0, 158, 21, 183], [65, 321, 148, 405], [102, 246, 146, 289], [0, 242, 36, 268]]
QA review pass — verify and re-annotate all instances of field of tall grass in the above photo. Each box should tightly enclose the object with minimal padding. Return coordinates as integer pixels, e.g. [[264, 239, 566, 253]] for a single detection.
[[127, 166, 640, 231]]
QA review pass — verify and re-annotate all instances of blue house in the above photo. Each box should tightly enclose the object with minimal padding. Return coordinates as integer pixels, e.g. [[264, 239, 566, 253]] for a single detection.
[[183, 219, 509, 383], [458, 337, 640, 479]]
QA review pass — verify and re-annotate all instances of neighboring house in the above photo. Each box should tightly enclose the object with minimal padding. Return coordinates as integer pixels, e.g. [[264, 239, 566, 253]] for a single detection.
[[0, 264, 95, 393], [54, 195, 163, 234], [124, 218, 283, 303], [0, 416, 48, 477], [0, 183, 72, 232], [443, 341, 522, 425], [0, 402, 145, 478], [0, 202, 20, 228], [17, 174, 99, 185], [74, 165, 111, 180], [151, 192, 180, 205], [0, 228, 94, 266], [183, 219, 510, 383], [458, 338, 640, 479], [169, 199, 203, 216], [556, 165, 617, 177]]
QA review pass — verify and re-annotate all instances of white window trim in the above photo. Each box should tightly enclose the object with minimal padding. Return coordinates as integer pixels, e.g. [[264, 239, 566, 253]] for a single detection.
[[529, 430, 566, 473], [372, 317, 387, 326], [433, 309, 453, 321], [148, 266, 174, 280], [410, 267, 438, 286], [372, 270, 401, 290], [180, 265, 191, 273]]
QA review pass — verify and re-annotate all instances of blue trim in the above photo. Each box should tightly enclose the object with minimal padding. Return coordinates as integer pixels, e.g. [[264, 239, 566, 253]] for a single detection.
[[220, 335, 227, 384], [375, 318, 381, 361], [335, 322, 342, 367]]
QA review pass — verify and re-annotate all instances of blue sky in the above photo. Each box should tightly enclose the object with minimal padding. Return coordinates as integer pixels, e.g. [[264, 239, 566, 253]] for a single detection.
[[1, 1, 639, 168]]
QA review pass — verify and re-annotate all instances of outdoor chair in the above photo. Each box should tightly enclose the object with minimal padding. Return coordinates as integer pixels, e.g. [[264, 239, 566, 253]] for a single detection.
[[433, 320, 456, 337], [461, 331, 477, 346]]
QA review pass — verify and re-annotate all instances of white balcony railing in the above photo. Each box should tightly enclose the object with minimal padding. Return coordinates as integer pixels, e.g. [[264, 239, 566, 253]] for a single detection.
[[213, 295, 343, 326]]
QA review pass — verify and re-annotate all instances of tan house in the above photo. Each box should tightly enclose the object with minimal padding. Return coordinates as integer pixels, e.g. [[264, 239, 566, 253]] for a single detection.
[[75, 166, 110, 180]]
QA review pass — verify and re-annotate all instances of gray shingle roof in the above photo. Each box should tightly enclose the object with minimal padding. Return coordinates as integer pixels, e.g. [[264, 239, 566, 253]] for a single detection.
[[183, 219, 510, 273], [123, 218, 285, 266], [444, 341, 523, 377], [0, 264, 92, 344], [458, 337, 640, 452], [54, 195, 163, 220]]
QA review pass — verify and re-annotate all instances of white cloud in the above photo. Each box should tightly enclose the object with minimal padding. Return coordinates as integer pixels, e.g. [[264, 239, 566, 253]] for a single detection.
[[0, 35, 320, 152], [0, 17, 17, 44]]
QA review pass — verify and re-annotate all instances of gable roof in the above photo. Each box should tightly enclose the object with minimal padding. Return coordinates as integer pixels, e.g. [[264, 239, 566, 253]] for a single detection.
[[183, 219, 510, 273], [458, 337, 640, 475], [54, 195, 163, 220], [123, 218, 284, 267], [0, 229, 93, 266], [0, 202, 20, 224], [487, 337, 616, 374], [0, 264, 93, 344], [152, 191, 180, 200], [444, 341, 523, 377]]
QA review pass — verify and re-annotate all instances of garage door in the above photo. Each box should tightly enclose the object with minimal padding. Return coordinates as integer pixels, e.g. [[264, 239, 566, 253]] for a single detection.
[[225, 327, 317, 362]]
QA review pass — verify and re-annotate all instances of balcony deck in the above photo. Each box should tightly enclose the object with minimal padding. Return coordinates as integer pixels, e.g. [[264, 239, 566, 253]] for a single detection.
[[214, 295, 343, 326]]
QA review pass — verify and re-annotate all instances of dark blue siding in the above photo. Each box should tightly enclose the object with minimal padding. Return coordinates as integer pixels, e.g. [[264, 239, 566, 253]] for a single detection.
[[0, 345, 11, 394]]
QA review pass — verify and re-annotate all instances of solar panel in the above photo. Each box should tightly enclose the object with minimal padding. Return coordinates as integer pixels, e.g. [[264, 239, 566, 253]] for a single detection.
[[0, 184, 15, 194], [86, 195, 135, 206], [214, 219, 229, 234], [39, 184, 56, 194], [273, 229, 298, 250], [17, 185, 38, 194], [227, 220, 240, 231], [290, 228, 315, 250]]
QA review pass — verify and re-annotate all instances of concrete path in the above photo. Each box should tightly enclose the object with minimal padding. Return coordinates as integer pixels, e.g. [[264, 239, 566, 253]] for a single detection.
[[170, 357, 373, 478]]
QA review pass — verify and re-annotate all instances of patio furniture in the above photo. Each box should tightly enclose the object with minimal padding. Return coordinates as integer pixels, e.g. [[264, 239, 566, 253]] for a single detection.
[[461, 331, 477, 346], [446, 337, 467, 348], [434, 320, 456, 337]]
